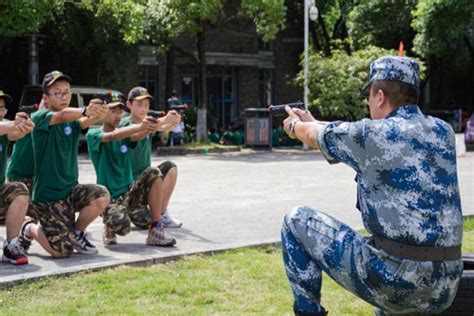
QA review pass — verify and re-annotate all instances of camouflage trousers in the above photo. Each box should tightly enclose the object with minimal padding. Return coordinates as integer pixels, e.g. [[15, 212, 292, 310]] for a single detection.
[[281, 206, 463, 315], [30, 184, 109, 257], [0, 182, 29, 222], [104, 163, 171, 235], [8, 177, 33, 193]]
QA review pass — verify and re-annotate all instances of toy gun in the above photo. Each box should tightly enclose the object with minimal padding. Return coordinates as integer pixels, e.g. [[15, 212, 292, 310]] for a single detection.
[[147, 110, 166, 119], [169, 103, 189, 113], [268, 102, 305, 116], [93, 93, 108, 104], [18, 103, 40, 116]]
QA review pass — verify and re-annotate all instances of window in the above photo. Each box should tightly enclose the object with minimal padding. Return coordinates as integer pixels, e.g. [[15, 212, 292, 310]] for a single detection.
[[138, 65, 159, 108]]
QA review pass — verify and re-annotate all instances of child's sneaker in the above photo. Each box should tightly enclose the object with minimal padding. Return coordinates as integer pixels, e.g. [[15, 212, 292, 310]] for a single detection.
[[160, 210, 183, 228], [18, 216, 35, 253], [103, 225, 117, 245], [146, 225, 176, 247], [73, 230, 98, 255], [2, 237, 28, 265]]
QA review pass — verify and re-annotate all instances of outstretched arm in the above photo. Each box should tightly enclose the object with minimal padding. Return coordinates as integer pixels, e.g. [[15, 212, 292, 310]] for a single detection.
[[283, 106, 327, 149], [7, 113, 35, 141], [101, 121, 148, 143]]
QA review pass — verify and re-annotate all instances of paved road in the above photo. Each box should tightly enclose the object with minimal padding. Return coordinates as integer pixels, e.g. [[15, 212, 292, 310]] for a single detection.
[[1, 150, 473, 287]]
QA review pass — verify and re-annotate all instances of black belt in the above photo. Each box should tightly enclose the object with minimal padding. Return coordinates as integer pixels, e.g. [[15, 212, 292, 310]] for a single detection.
[[373, 236, 461, 261]]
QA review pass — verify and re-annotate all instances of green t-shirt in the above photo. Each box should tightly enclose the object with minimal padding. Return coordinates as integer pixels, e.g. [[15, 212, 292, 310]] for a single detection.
[[0, 134, 8, 185], [31, 109, 81, 202], [209, 132, 221, 143], [119, 117, 151, 180], [7, 133, 34, 180], [232, 131, 244, 146], [86, 128, 134, 198]]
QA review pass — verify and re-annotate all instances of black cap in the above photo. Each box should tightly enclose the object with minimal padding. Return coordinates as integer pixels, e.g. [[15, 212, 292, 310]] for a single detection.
[[128, 86, 154, 101], [0, 90, 12, 103], [42, 70, 71, 93]]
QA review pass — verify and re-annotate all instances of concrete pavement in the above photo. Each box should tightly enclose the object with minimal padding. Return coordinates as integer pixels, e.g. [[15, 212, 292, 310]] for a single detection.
[[1, 150, 473, 287]]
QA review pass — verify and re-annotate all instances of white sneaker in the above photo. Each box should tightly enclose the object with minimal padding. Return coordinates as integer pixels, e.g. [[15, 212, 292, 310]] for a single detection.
[[160, 210, 183, 228]]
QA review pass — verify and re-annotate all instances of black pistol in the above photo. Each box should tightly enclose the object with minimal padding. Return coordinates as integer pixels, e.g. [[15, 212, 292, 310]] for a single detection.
[[169, 103, 189, 113], [148, 110, 166, 119], [18, 104, 40, 116], [268, 102, 305, 116]]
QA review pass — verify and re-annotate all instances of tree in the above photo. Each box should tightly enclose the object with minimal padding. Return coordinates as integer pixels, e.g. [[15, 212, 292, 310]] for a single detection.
[[412, 0, 474, 108], [347, 0, 417, 51], [0, 0, 64, 37], [297, 46, 396, 121], [88, 0, 286, 141]]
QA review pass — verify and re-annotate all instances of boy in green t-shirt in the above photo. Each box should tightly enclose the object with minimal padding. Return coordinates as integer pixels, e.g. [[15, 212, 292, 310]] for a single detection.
[[87, 92, 179, 247], [120, 87, 182, 229], [7, 98, 47, 192], [18, 71, 110, 258], [0, 90, 35, 265]]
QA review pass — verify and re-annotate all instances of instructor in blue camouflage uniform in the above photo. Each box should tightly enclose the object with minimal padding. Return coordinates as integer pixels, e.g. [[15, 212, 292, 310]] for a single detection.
[[280, 56, 463, 315]]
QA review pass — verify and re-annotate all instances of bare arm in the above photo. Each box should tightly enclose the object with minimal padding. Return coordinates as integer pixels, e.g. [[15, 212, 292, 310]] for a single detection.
[[51, 99, 106, 127], [292, 121, 325, 149], [5, 113, 35, 141], [101, 123, 146, 143], [283, 106, 328, 150], [79, 100, 109, 129], [0, 121, 15, 136], [129, 116, 164, 142], [49, 107, 84, 126]]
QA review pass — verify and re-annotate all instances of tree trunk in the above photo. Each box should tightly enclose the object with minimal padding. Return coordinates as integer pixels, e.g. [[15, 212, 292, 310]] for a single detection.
[[309, 23, 321, 51], [464, 36, 474, 109], [196, 22, 208, 142], [165, 46, 175, 110], [317, 14, 331, 56]]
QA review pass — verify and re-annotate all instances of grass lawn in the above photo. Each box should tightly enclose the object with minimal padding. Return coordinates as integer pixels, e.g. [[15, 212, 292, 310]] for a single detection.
[[1, 218, 473, 315]]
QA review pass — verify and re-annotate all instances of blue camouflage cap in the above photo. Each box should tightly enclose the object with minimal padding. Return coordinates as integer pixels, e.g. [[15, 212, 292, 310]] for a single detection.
[[362, 56, 420, 96]]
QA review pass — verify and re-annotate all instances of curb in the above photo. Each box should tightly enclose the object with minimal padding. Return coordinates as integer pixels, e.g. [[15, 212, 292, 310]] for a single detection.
[[0, 240, 281, 289], [155, 146, 242, 156]]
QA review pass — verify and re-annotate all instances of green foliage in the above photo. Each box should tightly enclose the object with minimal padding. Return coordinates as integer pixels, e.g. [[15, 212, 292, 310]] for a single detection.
[[92, 0, 147, 44], [0, 0, 63, 37], [348, 0, 417, 51], [298, 46, 396, 120], [241, 0, 287, 42], [412, 0, 474, 57], [43, 3, 139, 90]]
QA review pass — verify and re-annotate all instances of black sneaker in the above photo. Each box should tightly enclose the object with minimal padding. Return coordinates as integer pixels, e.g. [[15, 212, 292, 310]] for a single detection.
[[73, 231, 98, 255], [2, 238, 28, 265]]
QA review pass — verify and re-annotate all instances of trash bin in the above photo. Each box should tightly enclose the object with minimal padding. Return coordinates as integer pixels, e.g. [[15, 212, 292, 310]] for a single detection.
[[244, 108, 272, 148]]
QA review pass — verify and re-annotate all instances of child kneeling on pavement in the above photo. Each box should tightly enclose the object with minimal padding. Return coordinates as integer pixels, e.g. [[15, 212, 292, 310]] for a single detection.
[[86, 92, 181, 247]]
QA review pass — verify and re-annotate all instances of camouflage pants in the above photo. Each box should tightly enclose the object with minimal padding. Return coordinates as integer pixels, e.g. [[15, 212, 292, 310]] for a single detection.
[[8, 177, 33, 193], [8, 177, 36, 221], [0, 182, 29, 222], [30, 184, 109, 257], [104, 165, 169, 235], [281, 206, 463, 315]]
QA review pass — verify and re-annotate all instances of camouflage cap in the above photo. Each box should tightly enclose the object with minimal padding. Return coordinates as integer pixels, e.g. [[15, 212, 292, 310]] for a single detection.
[[362, 56, 420, 96], [128, 86, 154, 101], [0, 90, 12, 103], [104, 91, 126, 109], [42, 70, 71, 93]]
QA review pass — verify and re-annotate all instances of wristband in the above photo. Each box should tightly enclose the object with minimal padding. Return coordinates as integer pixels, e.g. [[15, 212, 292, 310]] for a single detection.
[[82, 106, 88, 117], [289, 119, 300, 134]]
